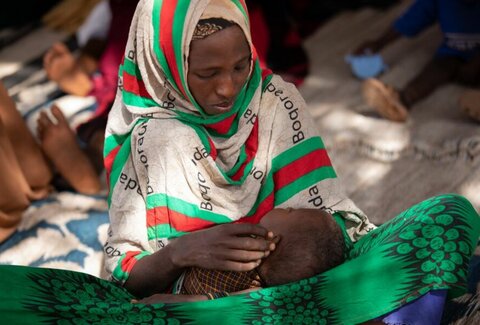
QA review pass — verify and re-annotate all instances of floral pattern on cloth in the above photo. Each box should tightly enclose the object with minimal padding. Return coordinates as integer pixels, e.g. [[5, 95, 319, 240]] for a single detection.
[[0, 194, 478, 324]]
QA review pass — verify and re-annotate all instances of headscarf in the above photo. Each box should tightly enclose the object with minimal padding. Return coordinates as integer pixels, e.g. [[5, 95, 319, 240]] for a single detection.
[[104, 0, 373, 284]]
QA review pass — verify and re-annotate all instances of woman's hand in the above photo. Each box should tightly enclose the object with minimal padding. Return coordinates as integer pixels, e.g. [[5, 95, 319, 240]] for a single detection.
[[169, 223, 278, 272], [124, 223, 278, 297]]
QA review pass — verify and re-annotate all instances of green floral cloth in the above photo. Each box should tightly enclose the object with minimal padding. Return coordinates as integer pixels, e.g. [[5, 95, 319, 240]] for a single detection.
[[0, 194, 478, 324]]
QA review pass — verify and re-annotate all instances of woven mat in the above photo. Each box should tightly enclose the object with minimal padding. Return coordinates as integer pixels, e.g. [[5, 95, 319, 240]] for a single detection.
[[300, 0, 480, 224]]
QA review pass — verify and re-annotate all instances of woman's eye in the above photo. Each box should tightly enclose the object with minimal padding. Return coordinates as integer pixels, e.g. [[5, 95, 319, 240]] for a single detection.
[[235, 63, 248, 71], [196, 71, 217, 79]]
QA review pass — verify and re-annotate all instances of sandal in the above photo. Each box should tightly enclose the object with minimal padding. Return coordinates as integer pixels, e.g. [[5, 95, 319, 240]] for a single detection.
[[362, 78, 409, 122], [459, 89, 480, 122]]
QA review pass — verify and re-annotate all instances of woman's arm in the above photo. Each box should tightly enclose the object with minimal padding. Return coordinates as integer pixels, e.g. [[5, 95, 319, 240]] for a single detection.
[[125, 223, 276, 298]]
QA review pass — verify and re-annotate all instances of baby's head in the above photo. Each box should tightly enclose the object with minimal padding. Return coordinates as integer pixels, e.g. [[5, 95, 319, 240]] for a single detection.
[[257, 208, 345, 287]]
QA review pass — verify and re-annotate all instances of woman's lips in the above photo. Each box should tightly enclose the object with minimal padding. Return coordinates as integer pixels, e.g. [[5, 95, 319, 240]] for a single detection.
[[212, 102, 233, 112]]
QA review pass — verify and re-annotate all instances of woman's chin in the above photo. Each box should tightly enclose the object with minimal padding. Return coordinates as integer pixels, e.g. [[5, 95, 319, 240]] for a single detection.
[[205, 105, 233, 115]]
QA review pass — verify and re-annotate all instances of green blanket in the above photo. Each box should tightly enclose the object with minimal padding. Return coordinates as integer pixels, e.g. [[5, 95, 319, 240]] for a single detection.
[[0, 194, 479, 324]]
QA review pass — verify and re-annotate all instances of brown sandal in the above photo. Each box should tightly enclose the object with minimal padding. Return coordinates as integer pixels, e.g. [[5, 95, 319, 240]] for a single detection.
[[363, 78, 409, 122], [459, 89, 480, 122]]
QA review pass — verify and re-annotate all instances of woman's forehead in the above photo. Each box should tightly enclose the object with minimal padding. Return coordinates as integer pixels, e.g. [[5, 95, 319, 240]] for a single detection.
[[188, 25, 250, 68]]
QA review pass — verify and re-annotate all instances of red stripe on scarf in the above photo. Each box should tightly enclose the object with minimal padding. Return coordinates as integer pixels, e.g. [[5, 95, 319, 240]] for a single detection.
[[237, 0, 248, 14], [273, 149, 332, 190], [120, 251, 142, 273], [147, 207, 216, 233], [104, 146, 122, 189], [205, 113, 237, 135], [207, 137, 217, 160], [231, 120, 258, 181], [123, 71, 152, 98], [262, 68, 273, 80], [251, 47, 258, 63], [159, 0, 187, 97], [238, 192, 274, 225]]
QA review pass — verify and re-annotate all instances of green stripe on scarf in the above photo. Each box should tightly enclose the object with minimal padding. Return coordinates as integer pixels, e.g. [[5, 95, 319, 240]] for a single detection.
[[226, 146, 247, 177], [107, 134, 133, 206], [122, 58, 142, 80], [275, 166, 337, 206], [107, 119, 148, 205], [231, 0, 248, 25], [246, 136, 331, 214], [184, 122, 213, 155], [246, 172, 274, 216], [152, 0, 176, 92], [104, 134, 130, 158], [273, 136, 327, 167], [173, 0, 189, 98], [146, 194, 232, 224], [147, 224, 186, 240], [187, 121, 252, 184], [123, 91, 159, 108], [113, 251, 151, 283]]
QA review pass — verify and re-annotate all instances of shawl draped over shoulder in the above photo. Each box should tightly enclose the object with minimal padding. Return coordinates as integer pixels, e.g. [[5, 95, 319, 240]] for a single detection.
[[104, 0, 374, 284]]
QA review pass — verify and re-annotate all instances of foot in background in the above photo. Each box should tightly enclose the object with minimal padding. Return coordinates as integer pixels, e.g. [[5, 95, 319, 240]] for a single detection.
[[459, 89, 480, 122], [362, 78, 409, 122], [43, 42, 93, 96], [37, 105, 101, 195]]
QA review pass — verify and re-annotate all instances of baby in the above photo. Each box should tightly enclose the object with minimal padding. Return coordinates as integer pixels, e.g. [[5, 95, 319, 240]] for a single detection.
[[180, 208, 345, 297]]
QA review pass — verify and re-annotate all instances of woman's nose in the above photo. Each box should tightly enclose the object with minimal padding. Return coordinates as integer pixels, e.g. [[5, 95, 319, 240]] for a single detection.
[[215, 74, 236, 99]]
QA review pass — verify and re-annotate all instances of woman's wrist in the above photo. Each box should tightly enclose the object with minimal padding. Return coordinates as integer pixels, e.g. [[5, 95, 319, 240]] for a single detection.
[[166, 236, 188, 269]]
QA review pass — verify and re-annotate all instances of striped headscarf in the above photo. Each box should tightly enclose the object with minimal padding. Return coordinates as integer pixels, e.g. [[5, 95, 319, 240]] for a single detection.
[[103, 0, 373, 284]]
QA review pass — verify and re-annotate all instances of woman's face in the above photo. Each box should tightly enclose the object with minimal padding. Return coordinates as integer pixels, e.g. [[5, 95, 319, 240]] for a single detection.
[[187, 25, 251, 115]]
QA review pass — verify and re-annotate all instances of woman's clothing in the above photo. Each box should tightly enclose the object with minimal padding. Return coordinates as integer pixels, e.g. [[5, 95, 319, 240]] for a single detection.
[[98, 1, 480, 322], [104, 0, 371, 285], [0, 194, 479, 324], [180, 267, 260, 295]]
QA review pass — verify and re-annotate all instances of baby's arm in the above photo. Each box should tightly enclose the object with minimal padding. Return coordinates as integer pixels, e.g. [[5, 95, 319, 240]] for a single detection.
[[125, 223, 273, 298]]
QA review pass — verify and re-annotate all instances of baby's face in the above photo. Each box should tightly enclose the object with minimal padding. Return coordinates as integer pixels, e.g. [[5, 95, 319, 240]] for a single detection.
[[259, 208, 335, 237]]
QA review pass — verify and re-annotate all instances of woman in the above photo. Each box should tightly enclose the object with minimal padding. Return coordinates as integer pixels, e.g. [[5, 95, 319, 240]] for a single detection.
[[103, 0, 372, 297], [0, 0, 479, 323], [103, 0, 480, 322]]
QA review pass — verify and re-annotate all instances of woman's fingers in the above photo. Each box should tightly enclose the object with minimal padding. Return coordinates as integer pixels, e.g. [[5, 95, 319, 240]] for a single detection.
[[220, 235, 273, 252], [176, 223, 278, 270], [216, 248, 267, 262], [223, 223, 270, 238], [213, 259, 261, 272]]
